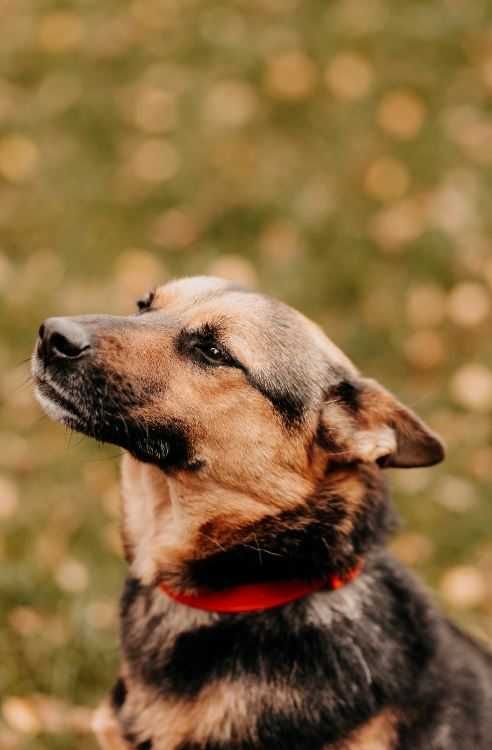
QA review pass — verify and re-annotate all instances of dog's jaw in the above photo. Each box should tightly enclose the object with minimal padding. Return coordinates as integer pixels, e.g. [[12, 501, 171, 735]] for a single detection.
[[35, 385, 74, 424], [31, 349, 197, 471], [32, 349, 90, 430]]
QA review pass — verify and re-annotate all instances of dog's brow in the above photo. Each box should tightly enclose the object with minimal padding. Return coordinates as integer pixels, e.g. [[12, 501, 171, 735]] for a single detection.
[[175, 319, 247, 372], [188, 321, 223, 340]]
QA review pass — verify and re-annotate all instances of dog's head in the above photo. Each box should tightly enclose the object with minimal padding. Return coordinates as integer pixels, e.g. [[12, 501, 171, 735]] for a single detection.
[[33, 276, 444, 587]]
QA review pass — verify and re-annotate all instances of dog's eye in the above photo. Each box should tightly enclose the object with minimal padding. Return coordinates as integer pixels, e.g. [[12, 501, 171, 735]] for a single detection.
[[193, 342, 231, 366]]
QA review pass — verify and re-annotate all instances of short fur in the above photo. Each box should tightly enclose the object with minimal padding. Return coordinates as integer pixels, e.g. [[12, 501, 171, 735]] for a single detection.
[[32, 276, 492, 750]]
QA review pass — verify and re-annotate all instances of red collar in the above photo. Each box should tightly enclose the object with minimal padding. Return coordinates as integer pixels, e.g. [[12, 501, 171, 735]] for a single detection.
[[159, 563, 362, 613]]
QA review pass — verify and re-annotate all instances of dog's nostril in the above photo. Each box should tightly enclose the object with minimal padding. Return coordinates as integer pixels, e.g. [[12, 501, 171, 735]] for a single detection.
[[50, 331, 88, 359], [38, 317, 91, 362]]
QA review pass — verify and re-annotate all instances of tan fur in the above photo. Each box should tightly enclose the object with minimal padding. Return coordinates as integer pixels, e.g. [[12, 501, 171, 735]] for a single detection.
[[97, 676, 398, 750], [117, 677, 253, 749], [121, 448, 316, 588], [337, 709, 399, 750], [93, 702, 132, 750]]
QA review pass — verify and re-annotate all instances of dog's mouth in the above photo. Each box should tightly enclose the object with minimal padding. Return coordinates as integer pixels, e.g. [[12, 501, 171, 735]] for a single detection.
[[36, 379, 81, 421], [32, 343, 136, 438], [34, 365, 87, 431], [32, 353, 194, 471]]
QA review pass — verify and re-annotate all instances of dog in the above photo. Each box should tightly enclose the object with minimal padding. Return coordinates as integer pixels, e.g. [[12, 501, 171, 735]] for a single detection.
[[32, 275, 492, 750]]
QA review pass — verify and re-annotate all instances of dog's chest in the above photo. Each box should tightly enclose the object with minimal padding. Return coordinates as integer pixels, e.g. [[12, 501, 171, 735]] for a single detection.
[[118, 675, 256, 749], [117, 676, 397, 750], [117, 578, 399, 750]]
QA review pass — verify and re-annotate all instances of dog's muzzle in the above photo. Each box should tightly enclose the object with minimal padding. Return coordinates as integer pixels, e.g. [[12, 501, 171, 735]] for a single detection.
[[32, 316, 94, 428], [31, 314, 193, 470]]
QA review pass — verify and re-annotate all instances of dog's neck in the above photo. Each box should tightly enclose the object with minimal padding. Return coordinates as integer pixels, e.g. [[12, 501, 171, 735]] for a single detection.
[[120, 454, 396, 593]]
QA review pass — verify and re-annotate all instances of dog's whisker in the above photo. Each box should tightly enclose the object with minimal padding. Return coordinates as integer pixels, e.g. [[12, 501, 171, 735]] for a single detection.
[[242, 542, 283, 559], [87, 451, 125, 464], [16, 356, 33, 367], [12, 374, 35, 393], [198, 532, 227, 552], [255, 534, 262, 565]]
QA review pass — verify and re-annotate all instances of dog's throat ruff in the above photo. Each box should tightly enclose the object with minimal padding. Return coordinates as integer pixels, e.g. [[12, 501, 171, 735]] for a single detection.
[[159, 563, 362, 613]]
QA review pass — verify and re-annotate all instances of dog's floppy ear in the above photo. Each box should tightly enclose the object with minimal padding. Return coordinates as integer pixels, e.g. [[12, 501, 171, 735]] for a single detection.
[[320, 377, 445, 469]]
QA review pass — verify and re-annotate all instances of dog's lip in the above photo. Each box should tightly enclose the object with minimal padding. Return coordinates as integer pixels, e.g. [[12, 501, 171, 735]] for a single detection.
[[35, 376, 84, 421]]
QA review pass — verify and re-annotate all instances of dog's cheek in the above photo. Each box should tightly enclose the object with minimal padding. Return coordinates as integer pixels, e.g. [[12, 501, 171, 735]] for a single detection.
[[133, 411, 202, 471]]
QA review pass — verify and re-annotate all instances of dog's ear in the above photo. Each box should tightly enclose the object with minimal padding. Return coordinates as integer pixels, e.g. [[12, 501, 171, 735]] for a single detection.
[[319, 377, 445, 469]]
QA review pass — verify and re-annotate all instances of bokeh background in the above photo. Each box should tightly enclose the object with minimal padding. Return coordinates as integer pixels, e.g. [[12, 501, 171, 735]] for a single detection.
[[1, 0, 492, 747]]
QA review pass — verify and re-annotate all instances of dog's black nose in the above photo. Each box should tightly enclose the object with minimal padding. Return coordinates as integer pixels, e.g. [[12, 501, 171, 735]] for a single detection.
[[38, 317, 91, 362]]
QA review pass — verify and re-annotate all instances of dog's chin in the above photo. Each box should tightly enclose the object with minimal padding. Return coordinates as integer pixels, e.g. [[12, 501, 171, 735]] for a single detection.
[[34, 379, 89, 433], [34, 376, 194, 471]]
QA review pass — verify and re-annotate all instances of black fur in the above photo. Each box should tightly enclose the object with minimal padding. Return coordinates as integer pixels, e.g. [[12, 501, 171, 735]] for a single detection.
[[331, 379, 361, 412], [114, 453, 492, 750], [111, 677, 127, 709], [246, 371, 307, 425], [39, 354, 198, 471], [111, 459, 492, 750], [315, 420, 343, 453], [118, 551, 492, 750], [182, 466, 396, 590], [176, 321, 309, 426]]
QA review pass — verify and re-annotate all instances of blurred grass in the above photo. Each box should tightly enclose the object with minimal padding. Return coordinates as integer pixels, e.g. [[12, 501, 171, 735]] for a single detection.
[[1, 0, 492, 747]]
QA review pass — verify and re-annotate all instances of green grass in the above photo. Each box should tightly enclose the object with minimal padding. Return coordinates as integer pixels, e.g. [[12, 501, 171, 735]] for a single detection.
[[1, 0, 492, 746]]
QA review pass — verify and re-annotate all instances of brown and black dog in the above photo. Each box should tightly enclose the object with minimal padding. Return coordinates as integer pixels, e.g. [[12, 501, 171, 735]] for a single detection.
[[32, 276, 492, 750]]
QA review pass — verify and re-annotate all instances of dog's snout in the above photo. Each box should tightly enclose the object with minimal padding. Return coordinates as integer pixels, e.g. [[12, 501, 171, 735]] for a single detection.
[[38, 317, 91, 362]]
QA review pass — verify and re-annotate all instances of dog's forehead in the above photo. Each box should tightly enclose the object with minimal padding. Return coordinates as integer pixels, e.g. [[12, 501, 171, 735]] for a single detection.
[[154, 276, 241, 307], [151, 277, 356, 378]]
